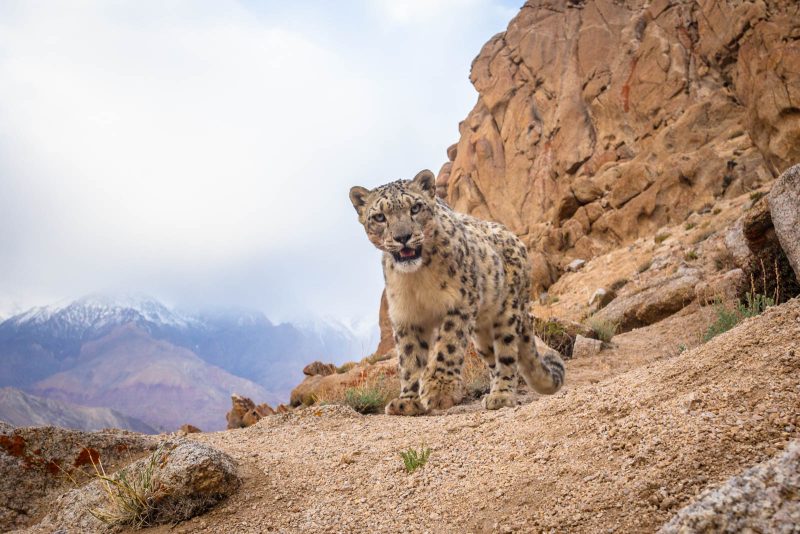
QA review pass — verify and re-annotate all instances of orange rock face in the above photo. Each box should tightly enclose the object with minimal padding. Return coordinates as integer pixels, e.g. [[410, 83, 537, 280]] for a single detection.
[[441, 0, 800, 294], [374, 290, 395, 355], [226, 394, 275, 429]]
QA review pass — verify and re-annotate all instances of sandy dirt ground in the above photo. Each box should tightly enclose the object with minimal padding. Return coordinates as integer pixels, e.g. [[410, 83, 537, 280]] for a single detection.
[[139, 299, 800, 533]]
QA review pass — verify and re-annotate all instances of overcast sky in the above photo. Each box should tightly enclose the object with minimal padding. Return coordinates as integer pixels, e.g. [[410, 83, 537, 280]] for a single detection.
[[0, 0, 518, 323]]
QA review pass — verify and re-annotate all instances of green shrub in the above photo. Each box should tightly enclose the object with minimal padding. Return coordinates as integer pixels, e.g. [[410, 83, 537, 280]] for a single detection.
[[654, 233, 671, 244], [703, 293, 774, 342], [342, 378, 392, 414], [400, 446, 431, 474], [684, 250, 699, 261]]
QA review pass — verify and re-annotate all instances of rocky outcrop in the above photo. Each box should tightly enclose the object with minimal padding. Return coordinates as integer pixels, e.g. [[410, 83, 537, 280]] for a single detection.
[[769, 163, 800, 282], [439, 0, 799, 293], [593, 274, 699, 333], [302, 361, 337, 377], [695, 268, 747, 305], [290, 358, 398, 408], [0, 425, 156, 530], [225, 394, 275, 430], [660, 440, 800, 533], [374, 290, 395, 357], [38, 440, 239, 532], [727, 195, 800, 302]]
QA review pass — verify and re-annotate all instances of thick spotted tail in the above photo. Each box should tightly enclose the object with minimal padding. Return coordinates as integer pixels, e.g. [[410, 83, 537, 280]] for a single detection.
[[517, 313, 565, 394]]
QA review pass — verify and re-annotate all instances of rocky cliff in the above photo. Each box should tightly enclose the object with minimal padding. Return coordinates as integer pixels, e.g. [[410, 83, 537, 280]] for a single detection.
[[437, 0, 799, 293]]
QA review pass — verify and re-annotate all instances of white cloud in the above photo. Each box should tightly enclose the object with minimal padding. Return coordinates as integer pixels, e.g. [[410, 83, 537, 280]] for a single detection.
[[0, 0, 516, 321]]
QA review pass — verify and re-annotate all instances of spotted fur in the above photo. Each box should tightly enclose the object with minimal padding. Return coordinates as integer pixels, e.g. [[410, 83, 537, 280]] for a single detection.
[[350, 170, 565, 415]]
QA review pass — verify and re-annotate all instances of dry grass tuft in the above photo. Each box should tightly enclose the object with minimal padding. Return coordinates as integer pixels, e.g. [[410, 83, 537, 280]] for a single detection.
[[88, 445, 167, 528], [586, 317, 618, 343], [336, 361, 358, 374]]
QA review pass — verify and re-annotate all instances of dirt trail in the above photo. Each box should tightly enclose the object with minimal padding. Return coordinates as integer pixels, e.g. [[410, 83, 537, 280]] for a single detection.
[[144, 299, 800, 533]]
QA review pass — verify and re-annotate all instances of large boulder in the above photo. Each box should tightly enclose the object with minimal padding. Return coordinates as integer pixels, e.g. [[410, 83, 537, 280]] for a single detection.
[[660, 440, 800, 533], [593, 275, 699, 333], [37, 440, 240, 532], [769, 163, 800, 282], [0, 425, 156, 531], [302, 361, 336, 377]]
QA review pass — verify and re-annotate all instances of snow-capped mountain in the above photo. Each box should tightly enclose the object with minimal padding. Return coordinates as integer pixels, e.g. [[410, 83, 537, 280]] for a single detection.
[[8, 293, 197, 335], [0, 295, 374, 430], [292, 315, 379, 362]]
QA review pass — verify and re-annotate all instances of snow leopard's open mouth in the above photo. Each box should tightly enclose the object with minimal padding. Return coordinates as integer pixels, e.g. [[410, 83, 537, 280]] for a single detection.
[[392, 245, 422, 263]]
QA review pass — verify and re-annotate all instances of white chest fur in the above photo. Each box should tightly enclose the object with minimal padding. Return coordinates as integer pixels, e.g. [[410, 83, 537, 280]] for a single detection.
[[385, 261, 459, 328]]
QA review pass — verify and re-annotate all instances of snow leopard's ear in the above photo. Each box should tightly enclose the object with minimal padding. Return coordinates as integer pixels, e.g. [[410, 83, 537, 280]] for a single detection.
[[349, 186, 371, 217], [411, 169, 436, 199]]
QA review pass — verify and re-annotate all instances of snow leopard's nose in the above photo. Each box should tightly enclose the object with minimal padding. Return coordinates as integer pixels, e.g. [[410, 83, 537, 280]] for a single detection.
[[394, 233, 412, 245]]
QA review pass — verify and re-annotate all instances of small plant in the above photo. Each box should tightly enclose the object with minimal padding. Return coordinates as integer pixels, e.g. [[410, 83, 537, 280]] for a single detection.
[[702, 292, 774, 342], [684, 222, 696, 231], [586, 317, 618, 343], [637, 260, 652, 274], [713, 207, 722, 215], [550, 295, 560, 304], [677, 344, 687, 354], [342, 376, 392, 414], [400, 446, 431, 474], [89, 445, 166, 528], [684, 250, 699, 261], [654, 233, 671, 244]]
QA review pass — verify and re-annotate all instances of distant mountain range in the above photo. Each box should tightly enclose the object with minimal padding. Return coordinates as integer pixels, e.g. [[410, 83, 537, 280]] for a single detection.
[[0, 387, 156, 433], [0, 295, 376, 431]]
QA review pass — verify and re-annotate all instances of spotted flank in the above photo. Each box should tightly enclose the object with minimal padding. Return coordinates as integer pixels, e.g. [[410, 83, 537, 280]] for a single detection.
[[350, 170, 565, 415]]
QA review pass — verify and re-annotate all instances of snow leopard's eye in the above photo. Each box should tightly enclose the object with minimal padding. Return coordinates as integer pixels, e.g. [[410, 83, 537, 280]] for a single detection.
[[372, 213, 386, 223], [410, 203, 422, 215]]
